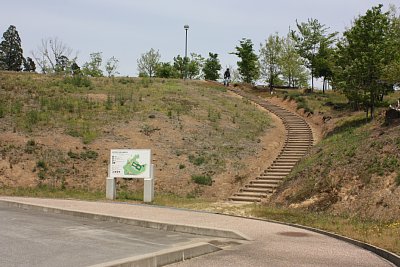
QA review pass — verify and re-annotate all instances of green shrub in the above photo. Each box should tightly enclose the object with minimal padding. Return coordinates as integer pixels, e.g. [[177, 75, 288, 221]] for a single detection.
[[36, 160, 47, 170], [64, 75, 91, 87], [25, 139, 36, 154], [80, 150, 98, 160], [67, 151, 80, 159], [191, 175, 212, 186], [396, 173, 400, 186], [179, 164, 186, 169], [189, 155, 206, 166]]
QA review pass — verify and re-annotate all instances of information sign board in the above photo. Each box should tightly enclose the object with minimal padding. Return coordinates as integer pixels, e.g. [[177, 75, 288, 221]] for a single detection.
[[109, 149, 151, 179]]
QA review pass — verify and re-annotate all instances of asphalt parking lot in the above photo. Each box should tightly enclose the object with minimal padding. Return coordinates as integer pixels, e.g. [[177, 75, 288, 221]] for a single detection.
[[0, 205, 213, 267]]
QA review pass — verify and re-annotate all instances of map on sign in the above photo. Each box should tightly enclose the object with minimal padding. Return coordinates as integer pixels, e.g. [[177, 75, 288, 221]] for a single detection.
[[123, 154, 146, 175], [110, 149, 151, 178]]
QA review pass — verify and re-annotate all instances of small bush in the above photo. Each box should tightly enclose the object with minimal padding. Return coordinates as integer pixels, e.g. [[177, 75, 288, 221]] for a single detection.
[[179, 164, 186, 169], [25, 139, 36, 154], [191, 175, 212, 186], [80, 150, 98, 160], [36, 160, 47, 170], [67, 151, 80, 159], [396, 173, 400, 186], [64, 75, 91, 87], [37, 170, 46, 180], [189, 155, 206, 166]]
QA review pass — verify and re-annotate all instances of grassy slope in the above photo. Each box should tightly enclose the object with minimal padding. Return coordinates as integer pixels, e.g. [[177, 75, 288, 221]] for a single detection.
[[248, 88, 400, 254], [0, 72, 271, 199]]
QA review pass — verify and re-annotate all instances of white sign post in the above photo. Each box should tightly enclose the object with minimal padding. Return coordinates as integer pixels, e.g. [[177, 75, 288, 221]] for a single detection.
[[106, 149, 154, 202]]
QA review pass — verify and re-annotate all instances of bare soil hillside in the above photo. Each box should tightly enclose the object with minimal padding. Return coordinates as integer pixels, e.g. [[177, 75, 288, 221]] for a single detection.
[[0, 72, 284, 201]]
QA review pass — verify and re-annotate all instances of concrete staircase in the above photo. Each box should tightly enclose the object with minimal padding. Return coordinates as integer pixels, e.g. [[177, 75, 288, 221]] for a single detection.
[[228, 89, 314, 203]]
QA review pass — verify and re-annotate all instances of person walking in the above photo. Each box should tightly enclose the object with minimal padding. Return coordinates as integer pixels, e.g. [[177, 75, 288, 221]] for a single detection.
[[223, 68, 231, 87]]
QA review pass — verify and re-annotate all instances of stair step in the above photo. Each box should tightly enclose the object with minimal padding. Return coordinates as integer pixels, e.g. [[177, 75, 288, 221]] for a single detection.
[[256, 175, 285, 180], [241, 187, 274, 193], [248, 182, 278, 187], [233, 192, 268, 197], [271, 165, 295, 169], [229, 196, 261, 202]]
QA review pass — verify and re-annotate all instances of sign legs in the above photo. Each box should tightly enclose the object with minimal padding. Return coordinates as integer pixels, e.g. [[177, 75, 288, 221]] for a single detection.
[[106, 177, 116, 200], [106, 165, 154, 202]]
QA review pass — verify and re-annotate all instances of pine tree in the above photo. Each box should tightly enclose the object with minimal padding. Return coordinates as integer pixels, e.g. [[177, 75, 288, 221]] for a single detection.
[[0, 25, 24, 71], [23, 57, 36, 72]]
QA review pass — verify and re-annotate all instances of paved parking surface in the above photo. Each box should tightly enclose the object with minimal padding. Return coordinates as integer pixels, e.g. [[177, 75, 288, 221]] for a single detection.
[[0, 205, 211, 267], [0, 197, 396, 267]]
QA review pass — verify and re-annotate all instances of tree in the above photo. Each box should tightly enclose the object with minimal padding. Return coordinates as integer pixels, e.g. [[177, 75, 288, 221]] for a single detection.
[[155, 62, 178, 78], [314, 41, 335, 93], [55, 55, 70, 73], [173, 55, 188, 79], [279, 33, 309, 88], [259, 33, 283, 91], [82, 52, 103, 77], [71, 62, 81, 75], [335, 5, 396, 119], [0, 25, 24, 71], [187, 53, 204, 79], [381, 4, 400, 85], [137, 48, 160, 78], [291, 19, 337, 90], [105, 56, 119, 77], [231, 38, 260, 84], [203, 53, 222, 81], [31, 37, 75, 74], [23, 57, 36, 72]]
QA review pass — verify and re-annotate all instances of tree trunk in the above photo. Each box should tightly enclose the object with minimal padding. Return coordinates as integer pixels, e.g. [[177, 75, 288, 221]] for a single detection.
[[322, 78, 326, 94]]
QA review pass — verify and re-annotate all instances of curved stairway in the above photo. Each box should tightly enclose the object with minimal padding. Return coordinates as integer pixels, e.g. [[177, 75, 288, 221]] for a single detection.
[[229, 88, 314, 202]]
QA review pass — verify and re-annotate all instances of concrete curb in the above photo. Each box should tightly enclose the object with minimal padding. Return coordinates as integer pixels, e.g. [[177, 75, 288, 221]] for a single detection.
[[87, 242, 221, 267], [216, 212, 400, 267], [0, 200, 250, 241]]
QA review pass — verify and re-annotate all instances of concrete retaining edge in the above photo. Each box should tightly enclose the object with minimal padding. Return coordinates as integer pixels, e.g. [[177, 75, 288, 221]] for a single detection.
[[87, 242, 221, 267], [0, 200, 249, 241]]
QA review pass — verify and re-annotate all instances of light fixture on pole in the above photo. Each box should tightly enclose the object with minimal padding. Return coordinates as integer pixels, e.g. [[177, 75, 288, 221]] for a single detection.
[[184, 24, 189, 79]]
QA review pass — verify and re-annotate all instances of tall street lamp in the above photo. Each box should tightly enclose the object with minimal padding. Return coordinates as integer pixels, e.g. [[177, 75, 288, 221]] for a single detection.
[[184, 24, 189, 79]]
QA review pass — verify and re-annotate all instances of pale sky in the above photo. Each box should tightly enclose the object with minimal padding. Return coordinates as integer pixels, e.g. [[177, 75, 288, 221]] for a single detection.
[[1, 1, 397, 77]]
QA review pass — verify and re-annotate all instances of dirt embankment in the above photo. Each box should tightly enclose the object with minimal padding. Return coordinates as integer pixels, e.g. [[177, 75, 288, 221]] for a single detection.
[[263, 96, 400, 221]]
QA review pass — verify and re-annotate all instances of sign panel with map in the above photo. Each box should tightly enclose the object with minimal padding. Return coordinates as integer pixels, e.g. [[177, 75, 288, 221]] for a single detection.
[[109, 149, 151, 178]]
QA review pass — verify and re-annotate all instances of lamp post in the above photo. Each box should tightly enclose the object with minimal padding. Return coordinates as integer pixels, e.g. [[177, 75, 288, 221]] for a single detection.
[[184, 24, 189, 79]]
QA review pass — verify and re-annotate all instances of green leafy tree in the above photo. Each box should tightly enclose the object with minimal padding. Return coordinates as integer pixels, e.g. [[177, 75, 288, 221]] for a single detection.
[[187, 53, 204, 79], [203, 53, 222, 81], [173, 55, 188, 79], [279, 33, 309, 88], [335, 5, 396, 119], [232, 38, 260, 84], [82, 52, 103, 77], [71, 62, 81, 75], [381, 4, 400, 85], [292, 19, 337, 90], [105, 56, 119, 77], [55, 55, 70, 73], [173, 53, 204, 79], [23, 57, 36, 72], [155, 62, 178, 78], [137, 48, 160, 78], [0, 25, 24, 71], [314, 42, 335, 93], [260, 33, 283, 91]]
